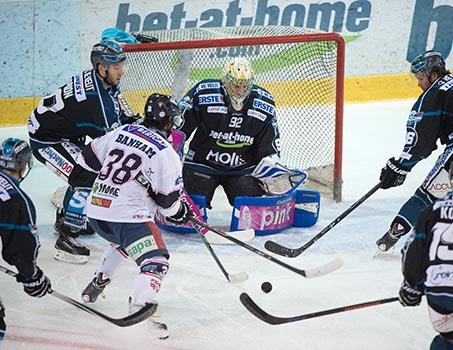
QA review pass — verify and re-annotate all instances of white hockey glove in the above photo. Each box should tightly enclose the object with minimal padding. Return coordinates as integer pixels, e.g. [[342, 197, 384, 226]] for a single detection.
[[252, 156, 308, 195]]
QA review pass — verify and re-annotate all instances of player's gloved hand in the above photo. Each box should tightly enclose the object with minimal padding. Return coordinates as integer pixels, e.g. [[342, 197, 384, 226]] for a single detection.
[[380, 157, 411, 189], [166, 201, 192, 225], [398, 280, 423, 307], [16, 267, 51, 298]]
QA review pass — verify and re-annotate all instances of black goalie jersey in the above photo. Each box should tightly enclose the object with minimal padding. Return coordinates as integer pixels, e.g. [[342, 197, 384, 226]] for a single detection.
[[27, 69, 131, 150], [402, 191, 453, 313], [178, 79, 281, 175]]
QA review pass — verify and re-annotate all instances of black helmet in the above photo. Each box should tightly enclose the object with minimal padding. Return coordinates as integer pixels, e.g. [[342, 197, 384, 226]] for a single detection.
[[90, 39, 126, 69], [410, 50, 446, 75], [0, 138, 33, 179], [143, 94, 181, 137]]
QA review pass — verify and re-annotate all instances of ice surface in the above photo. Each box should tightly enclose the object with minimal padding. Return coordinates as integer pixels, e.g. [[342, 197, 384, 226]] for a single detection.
[[0, 99, 439, 349]]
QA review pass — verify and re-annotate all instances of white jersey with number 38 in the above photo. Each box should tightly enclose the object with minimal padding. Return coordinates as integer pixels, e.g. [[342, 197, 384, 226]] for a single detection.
[[79, 124, 183, 223]]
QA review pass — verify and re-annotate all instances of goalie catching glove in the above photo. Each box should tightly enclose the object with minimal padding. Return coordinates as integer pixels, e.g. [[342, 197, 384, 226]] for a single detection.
[[252, 156, 308, 195], [166, 200, 193, 225], [16, 267, 51, 298]]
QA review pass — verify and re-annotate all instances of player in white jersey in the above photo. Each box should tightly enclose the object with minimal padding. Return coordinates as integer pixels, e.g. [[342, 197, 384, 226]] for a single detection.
[[78, 94, 191, 311]]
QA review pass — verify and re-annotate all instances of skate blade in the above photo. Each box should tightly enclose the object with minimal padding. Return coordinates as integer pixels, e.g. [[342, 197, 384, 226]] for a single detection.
[[54, 250, 88, 264]]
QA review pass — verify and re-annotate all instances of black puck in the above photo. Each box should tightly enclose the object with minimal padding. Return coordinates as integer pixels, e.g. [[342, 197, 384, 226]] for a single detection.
[[261, 281, 272, 293]]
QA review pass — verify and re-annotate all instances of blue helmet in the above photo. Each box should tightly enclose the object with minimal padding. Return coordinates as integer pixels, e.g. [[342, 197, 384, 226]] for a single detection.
[[410, 50, 446, 75], [0, 138, 32, 173], [90, 39, 126, 69]]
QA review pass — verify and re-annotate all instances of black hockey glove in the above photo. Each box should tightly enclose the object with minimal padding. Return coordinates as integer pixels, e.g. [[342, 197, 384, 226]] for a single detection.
[[16, 267, 51, 298], [380, 157, 411, 189], [166, 201, 192, 225], [398, 280, 423, 307]]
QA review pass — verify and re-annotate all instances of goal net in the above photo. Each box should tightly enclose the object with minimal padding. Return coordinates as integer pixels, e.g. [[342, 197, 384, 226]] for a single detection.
[[121, 26, 344, 201]]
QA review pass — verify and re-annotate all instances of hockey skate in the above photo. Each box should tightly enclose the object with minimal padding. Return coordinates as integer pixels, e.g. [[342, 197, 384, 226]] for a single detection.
[[376, 221, 407, 252], [82, 273, 111, 303], [54, 209, 90, 264], [128, 297, 169, 340]]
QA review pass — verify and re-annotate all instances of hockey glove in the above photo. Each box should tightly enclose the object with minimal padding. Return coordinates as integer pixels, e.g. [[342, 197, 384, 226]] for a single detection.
[[17, 267, 51, 298], [166, 201, 192, 225], [380, 157, 411, 189], [398, 280, 423, 307]]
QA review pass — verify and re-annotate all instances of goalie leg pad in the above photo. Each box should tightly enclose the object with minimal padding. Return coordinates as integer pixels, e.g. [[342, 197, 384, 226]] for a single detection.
[[293, 189, 320, 228], [231, 194, 295, 235]]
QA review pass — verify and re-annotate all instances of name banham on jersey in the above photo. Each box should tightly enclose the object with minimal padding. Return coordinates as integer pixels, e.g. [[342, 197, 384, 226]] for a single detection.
[[79, 124, 183, 223]]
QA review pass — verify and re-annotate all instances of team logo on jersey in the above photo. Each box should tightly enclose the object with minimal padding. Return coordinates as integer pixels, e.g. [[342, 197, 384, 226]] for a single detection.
[[93, 182, 120, 197], [247, 109, 267, 121], [407, 110, 423, 126], [252, 99, 275, 116], [252, 88, 274, 101], [91, 196, 112, 208], [209, 130, 254, 148], [196, 82, 221, 93], [199, 94, 223, 105], [207, 106, 228, 114], [74, 73, 87, 102], [206, 150, 245, 167]]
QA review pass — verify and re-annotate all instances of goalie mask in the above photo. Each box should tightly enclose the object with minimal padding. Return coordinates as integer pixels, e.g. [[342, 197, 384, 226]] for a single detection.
[[0, 138, 33, 181], [143, 93, 181, 138], [410, 50, 446, 76], [222, 57, 254, 111]]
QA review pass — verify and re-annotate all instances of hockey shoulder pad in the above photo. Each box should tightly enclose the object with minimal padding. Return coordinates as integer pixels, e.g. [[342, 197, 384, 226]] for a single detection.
[[252, 156, 308, 195]]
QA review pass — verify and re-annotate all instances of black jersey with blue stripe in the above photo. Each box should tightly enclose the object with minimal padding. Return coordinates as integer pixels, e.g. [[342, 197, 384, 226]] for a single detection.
[[402, 191, 453, 314], [27, 69, 131, 150], [0, 170, 39, 279], [178, 79, 281, 175], [399, 73, 453, 169]]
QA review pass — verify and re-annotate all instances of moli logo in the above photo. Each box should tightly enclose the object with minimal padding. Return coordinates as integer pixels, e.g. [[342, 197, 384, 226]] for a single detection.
[[116, 0, 371, 33]]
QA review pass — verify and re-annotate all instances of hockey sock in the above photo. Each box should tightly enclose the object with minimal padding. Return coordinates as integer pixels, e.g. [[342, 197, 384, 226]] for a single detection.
[[397, 188, 434, 228], [132, 256, 169, 306], [96, 245, 126, 278]]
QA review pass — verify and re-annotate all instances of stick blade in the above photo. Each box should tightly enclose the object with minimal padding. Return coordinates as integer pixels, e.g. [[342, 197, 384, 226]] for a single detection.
[[264, 240, 300, 258], [239, 292, 284, 325], [228, 271, 249, 284], [303, 258, 344, 278], [113, 302, 158, 327], [206, 229, 255, 245]]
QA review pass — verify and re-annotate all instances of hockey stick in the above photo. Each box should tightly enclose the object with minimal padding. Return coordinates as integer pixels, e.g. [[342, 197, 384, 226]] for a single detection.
[[182, 191, 248, 284], [0, 265, 157, 327], [239, 292, 398, 325], [265, 182, 382, 258], [188, 217, 343, 278]]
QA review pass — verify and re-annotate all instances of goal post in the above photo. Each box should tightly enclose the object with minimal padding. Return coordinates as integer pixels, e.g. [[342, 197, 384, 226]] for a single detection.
[[121, 26, 345, 201]]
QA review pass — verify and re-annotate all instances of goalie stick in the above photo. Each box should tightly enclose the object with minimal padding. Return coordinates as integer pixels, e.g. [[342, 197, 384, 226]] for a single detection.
[[183, 191, 249, 284], [239, 292, 398, 325], [0, 265, 157, 327], [265, 182, 382, 258], [188, 217, 343, 279]]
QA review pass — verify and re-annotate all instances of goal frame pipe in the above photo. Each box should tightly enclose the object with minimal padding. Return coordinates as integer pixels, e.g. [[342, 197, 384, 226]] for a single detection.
[[124, 33, 345, 201]]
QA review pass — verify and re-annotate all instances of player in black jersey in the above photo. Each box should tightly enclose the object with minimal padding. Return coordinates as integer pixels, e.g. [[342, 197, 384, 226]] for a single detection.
[[0, 138, 51, 342], [400, 162, 453, 350], [376, 51, 453, 252], [27, 38, 137, 263], [177, 57, 281, 208]]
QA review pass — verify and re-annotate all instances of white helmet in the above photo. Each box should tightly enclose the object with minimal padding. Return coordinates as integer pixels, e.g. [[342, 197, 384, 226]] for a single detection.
[[222, 57, 254, 110]]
